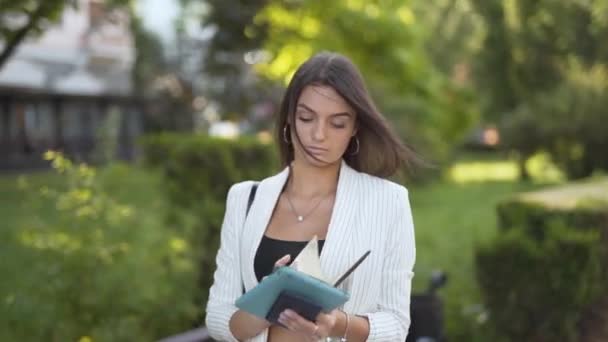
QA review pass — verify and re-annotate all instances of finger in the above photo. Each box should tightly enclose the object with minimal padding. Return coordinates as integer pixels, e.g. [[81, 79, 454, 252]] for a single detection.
[[274, 254, 291, 268], [277, 311, 298, 331], [282, 309, 319, 335], [277, 310, 302, 332]]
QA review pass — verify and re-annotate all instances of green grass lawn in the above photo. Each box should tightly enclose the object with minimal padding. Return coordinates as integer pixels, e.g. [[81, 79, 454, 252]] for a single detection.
[[0, 156, 556, 341], [409, 180, 542, 339]]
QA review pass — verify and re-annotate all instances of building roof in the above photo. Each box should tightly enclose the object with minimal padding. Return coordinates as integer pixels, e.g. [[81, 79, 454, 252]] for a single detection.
[[0, 59, 46, 89]]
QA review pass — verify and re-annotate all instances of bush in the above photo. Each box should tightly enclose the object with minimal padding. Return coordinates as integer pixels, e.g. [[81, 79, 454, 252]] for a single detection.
[[500, 62, 608, 180], [140, 133, 278, 322], [477, 224, 604, 341], [497, 201, 608, 242], [0, 152, 198, 341], [475, 178, 608, 341]]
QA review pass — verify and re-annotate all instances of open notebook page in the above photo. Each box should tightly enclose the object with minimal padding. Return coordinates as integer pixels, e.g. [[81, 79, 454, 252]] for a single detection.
[[291, 236, 368, 286]]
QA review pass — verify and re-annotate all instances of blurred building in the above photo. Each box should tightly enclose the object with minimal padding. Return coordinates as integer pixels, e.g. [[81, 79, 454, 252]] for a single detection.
[[0, 0, 142, 170]]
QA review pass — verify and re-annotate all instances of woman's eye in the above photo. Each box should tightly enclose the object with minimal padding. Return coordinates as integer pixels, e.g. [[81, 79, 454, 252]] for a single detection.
[[298, 116, 313, 122], [331, 121, 347, 129]]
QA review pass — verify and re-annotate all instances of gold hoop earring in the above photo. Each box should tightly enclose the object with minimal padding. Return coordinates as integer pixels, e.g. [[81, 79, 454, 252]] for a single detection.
[[283, 125, 291, 144], [350, 136, 360, 156]]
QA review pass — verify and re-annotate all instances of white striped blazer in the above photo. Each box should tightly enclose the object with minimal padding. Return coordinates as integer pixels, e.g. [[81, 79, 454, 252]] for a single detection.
[[205, 160, 416, 342]]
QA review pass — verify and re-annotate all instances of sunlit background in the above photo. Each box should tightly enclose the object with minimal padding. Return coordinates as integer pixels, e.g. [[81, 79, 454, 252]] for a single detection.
[[1, 1, 607, 341]]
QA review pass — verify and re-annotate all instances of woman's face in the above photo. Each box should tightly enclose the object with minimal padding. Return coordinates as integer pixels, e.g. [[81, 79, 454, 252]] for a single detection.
[[291, 85, 357, 167]]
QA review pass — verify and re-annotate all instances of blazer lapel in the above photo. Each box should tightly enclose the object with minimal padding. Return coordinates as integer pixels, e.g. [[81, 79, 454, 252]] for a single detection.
[[241, 166, 289, 291], [320, 160, 361, 287]]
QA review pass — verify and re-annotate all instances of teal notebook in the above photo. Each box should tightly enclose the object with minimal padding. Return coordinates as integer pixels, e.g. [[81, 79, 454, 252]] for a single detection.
[[235, 266, 350, 319], [235, 246, 371, 321]]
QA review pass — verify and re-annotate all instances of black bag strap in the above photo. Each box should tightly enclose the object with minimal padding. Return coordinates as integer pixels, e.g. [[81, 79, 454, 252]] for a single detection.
[[246, 183, 258, 217], [241, 183, 258, 294]]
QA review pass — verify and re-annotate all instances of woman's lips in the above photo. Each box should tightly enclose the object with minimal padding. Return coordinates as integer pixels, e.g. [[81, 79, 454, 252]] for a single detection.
[[307, 146, 328, 154]]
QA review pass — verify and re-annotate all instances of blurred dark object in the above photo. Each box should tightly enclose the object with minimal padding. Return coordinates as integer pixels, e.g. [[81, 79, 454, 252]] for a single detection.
[[406, 270, 448, 342], [579, 295, 608, 342], [463, 127, 500, 152]]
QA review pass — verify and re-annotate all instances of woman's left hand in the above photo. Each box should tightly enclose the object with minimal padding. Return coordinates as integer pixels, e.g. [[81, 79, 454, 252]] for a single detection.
[[278, 308, 339, 341]]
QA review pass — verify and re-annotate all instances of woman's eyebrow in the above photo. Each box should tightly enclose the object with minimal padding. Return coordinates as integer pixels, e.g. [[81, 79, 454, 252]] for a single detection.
[[296, 103, 317, 113], [297, 103, 353, 117]]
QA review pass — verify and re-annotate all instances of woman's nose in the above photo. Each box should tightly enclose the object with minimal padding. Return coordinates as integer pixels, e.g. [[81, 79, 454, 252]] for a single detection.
[[313, 121, 327, 141]]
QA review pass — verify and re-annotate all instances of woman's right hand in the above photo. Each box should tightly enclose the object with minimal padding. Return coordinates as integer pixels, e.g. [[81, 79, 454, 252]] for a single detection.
[[273, 254, 293, 271], [261, 255, 296, 282]]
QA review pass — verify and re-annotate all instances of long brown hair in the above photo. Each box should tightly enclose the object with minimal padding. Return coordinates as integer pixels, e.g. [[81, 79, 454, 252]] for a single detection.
[[275, 51, 421, 178]]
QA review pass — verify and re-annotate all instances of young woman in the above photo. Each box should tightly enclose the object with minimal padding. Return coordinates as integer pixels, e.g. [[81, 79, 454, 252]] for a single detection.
[[206, 52, 418, 342]]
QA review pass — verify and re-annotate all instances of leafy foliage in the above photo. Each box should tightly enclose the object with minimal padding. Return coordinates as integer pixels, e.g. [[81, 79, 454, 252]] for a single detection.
[[179, 0, 271, 119], [476, 180, 608, 341], [412, 0, 483, 75], [130, 14, 166, 97], [477, 224, 604, 342], [472, 0, 608, 117], [0, 0, 132, 69], [255, 0, 478, 160], [0, 0, 67, 68], [500, 61, 608, 179], [471, 0, 608, 179], [140, 133, 277, 322], [0, 152, 198, 341]]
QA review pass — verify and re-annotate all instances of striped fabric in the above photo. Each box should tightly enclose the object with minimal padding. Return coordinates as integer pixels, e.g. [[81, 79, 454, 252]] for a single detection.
[[205, 160, 416, 342]]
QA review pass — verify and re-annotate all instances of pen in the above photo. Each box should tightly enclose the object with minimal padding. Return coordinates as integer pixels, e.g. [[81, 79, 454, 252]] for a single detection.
[[333, 250, 371, 287]]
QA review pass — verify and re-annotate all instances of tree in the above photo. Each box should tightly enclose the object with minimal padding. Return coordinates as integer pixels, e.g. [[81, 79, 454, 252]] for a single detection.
[[471, 0, 608, 179], [130, 12, 194, 133], [0, 0, 132, 70], [412, 0, 483, 76], [130, 14, 166, 97], [0, 0, 68, 69], [255, 0, 477, 160], [178, 0, 270, 120]]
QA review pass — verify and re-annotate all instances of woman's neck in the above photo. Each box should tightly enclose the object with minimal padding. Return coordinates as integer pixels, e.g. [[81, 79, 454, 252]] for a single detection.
[[286, 160, 341, 199]]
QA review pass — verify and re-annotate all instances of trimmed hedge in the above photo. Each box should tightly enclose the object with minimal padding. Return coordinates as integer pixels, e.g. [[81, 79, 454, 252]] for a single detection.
[[497, 179, 608, 239], [476, 178, 608, 341], [140, 133, 278, 321]]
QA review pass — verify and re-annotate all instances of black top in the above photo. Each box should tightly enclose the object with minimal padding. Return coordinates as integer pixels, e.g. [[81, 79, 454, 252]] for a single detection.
[[254, 235, 325, 282]]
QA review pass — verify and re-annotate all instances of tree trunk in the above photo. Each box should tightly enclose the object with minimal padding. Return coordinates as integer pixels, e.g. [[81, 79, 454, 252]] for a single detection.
[[518, 154, 530, 181]]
